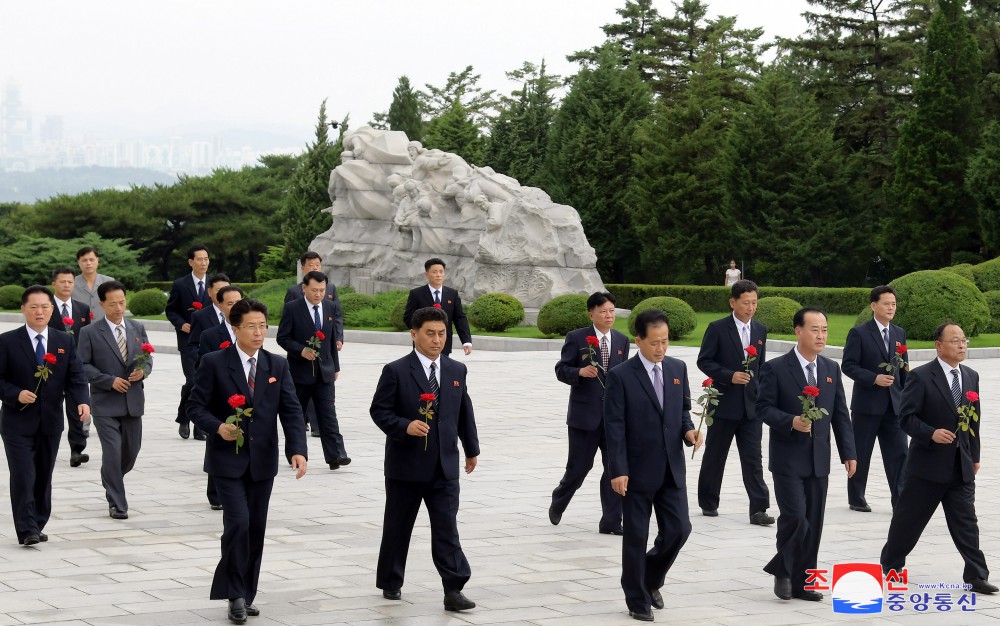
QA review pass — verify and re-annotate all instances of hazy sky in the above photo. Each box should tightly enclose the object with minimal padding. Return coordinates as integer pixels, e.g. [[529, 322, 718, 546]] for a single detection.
[[2, 0, 812, 141]]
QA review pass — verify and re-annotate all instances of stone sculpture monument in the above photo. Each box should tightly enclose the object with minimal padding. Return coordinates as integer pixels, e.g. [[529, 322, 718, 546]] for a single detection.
[[309, 126, 604, 307]]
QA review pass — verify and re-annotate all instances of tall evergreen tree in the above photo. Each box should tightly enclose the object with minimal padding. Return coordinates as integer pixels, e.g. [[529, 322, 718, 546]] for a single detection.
[[422, 100, 484, 164], [970, 0, 1000, 121], [421, 66, 496, 133], [568, 0, 668, 85], [387, 75, 424, 141], [967, 121, 1000, 254]]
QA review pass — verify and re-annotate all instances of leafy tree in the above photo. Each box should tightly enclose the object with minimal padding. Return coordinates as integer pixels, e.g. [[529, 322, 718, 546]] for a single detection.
[[421, 66, 497, 132], [422, 100, 485, 164], [0, 233, 148, 289], [968, 121, 1000, 254], [387, 75, 424, 141], [970, 0, 1000, 121]]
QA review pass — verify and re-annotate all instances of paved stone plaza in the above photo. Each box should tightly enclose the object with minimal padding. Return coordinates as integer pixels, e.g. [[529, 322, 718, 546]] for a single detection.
[[0, 324, 998, 625]]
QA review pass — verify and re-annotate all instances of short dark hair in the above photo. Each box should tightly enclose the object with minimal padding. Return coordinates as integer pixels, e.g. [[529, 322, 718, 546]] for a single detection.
[[870, 285, 897, 303], [634, 309, 669, 339], [587, 291, 616, 311], [229, 298, 268, 327], [206, 273, 231, 291], [299, 251, 322, 266], [76, 246, 99, 259], [793, 307, 827, 328], [22, 285, 53, 304], [51, 267, 75, 281], [412, 306, 448, 330], [97, 280, 127, 301], [730, 279, 758, 300], [302, 270, 328, 286], [187, 244, 209, 260], [216, 285, 245, 303], [424, 257, 446, 271], [933, 321, 961, 341]]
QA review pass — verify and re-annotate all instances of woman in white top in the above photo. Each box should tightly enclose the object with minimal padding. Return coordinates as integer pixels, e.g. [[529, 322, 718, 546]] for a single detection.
[[724, 260, 741, 286]]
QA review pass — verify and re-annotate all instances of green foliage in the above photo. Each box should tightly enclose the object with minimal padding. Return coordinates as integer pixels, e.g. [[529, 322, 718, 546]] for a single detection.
[[943, 263, 977, 282], [423, 100, 485, 164], [0, 285, 25, 310], [255, 245, 294, 282], [536, 294, 591, 336], [0, 233, 147, 290], [390, 297, 409, 331], [247, 279, 290, 322], [854, 305, 875, 327], [340, 293, 378, 316], [627, 296, 697, 339], [971, 257, 1000, 292], [420, 65, 497, 133], [387, 75, 424, 141], [468, 293, 525, 332], [890, 270, 990, 339], [984, 291, 1000, 333], [343, 291, 406, 328], [969, 121, 1000, 253], [754, 297, 802, 335], [128, 289, 168, 316], [605, 283, 869, 314]]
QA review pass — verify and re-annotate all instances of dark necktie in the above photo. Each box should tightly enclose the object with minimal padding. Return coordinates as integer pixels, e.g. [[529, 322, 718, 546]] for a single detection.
[[951, 369, 962, 408], [652, 364, 664, 409], [806, 362, 817, 387], [434, 289, 441, 305], [883, 327, 890, 356], [248, 357, 256, 399], [313, 305, 322, 331], [61, 303, 69, 319], [429, 362, 439, 409], [35, 334, 45, 366], [116, 325, 128, 362], [197, 280, 205, 302], [600, 335, 610, 370]]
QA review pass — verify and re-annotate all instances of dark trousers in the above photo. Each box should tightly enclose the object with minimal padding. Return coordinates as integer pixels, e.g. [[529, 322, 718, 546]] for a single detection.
[[551, 425, 622, 531], [289, 381, 344, 464], [175, 331, 194, 426], [92, 414, 142, 512], [304, 398, 320, 432], [697, 417, 770, 515], [65, 397, 89, 453], [848, 410, 908, 508], [621, 479, 691, 613], [881, 473, 989, 582], [1, 429, 60, 543], [377, 468, 471, 593], [211, 472, 275, 603], [764, 473, 828, 591]]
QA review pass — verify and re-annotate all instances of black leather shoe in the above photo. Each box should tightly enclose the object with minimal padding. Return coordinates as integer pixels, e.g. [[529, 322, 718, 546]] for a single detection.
[[702, 508, 718, 517], [22, 534, 40, 546], [383, 589, 401, 600], [178, 423, 190, 439], [337, 457, 352, 466], [548, 504, 562, 526], [599, 527, 624, 535], [629, 609, 654, 621], [210, 503, 224, 511], [39, 533, 48, 542], [245, 603, 259, 616], [849, 504, 872, 512], [750, 511, 775, 525], [649, 587, 664, 610], [228, 598, 247, 624], [774, 577, 792, 600], [109, 505, 128, 520], [969, 579, 999, 594], [329, 462, 340, 470], [193, 429, 207, 441], [311, 431, 321, 438], [69, 452, 89, 467], [443, 590, 475, 611], [793, 589, 824, 602]]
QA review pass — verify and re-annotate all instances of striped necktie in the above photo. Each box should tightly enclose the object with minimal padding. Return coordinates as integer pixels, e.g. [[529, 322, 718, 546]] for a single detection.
[[116, 325, 128, 362]]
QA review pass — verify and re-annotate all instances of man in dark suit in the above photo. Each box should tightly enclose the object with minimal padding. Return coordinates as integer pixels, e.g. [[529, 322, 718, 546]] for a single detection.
[[403, 258, 472, 356], [842, 285, 909, 512], [370, 306, 480, 611], [757, 308, 857, 602], [696, 279, 772, 525], [0, 285, 91, 545], [880, 322, 997, 595], [185, 273, 230, 370], [78, 281, 151, 520], [49, 266, 93, 467], [166, 244, 212, 441], [277, 271, 348, 469], [550, 291, 629, 534], [605, 309, 700, 621]]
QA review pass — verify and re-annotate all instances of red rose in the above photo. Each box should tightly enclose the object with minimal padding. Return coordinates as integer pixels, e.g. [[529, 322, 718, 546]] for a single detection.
[[192, 302, 203, 310], [42, 353, 57, 365], [702, 378, 713, 388], [802, 386, 820, 398], [586, 336, 601, 347], [966, 391, 980, 403], [227, 394, 246, 409], [62, 317, 74, 326], [896, 345, 908, 355], [433, 303, 443, 309], [745, 345, 758, 357], [420, 393, 436, 402], [220, 340, 232, 349], [89, 312, 94, 320], [141, 343, 155, 354], [315, 330, 326, 341]]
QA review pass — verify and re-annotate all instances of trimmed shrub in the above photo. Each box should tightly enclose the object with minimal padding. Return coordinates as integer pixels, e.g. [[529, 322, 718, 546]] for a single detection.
[[942, 264, 976, 282], [340, 293, 377, 316], [952, 250, 984, 266], [128, 288, 168, 316], [627, 296, 697, 340], [537, 294, 591, 336], [890, 270, 990, 339], [755, 297, 802, 335], [469, 293, 525, 332], [390, 297, 408, 331], [605, 283, 868, 314], [971, 257, 1000, 293], [248, 279, 289, 322], [985, 291, 1000, 333], [854, 305, 874, 327], [0, 285, 25, 310]]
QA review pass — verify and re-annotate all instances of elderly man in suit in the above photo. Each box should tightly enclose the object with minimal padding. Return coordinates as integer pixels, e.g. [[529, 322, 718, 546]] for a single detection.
[[403, 258, 472, 356], [0, 285, 91, 545], [696, 279, 773, 525], [78, 281, 152, 520], [370, 306, 480, 611], [188, 298, 308, 624], [757, 307, 856, 602], [72, 246, 114, 321], [166, 244, 212, 441], [550, 291, 629, 535], [49, 266, 93, 467], [842, 285, 909, 512], [605, 309, 700, 621], [880, 322, 997, 595]]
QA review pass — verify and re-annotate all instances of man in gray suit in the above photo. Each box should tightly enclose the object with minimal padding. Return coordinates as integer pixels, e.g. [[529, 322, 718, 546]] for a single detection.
[[78, 281, 152, 520]]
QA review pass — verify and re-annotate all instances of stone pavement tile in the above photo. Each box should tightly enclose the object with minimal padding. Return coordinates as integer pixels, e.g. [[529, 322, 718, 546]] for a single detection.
[[450, 607, 571, 625], [530, 614, 639, 626], [0, 615, 23, 626], [86, 610, 213, 625], [346, 616, 473, 626], [8, 605, 132, 624]]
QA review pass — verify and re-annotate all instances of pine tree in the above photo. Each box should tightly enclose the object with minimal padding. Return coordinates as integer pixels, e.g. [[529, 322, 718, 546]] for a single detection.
[[969, 121, 1000, 254], [420, 66, 496, 133], [387, 75, 424, 141], [422, 100, 484, 164]]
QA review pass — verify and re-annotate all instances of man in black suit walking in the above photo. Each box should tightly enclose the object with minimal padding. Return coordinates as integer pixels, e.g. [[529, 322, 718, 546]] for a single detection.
[[403, 258, 472, 356], [880, 322, 997, 595], [550, 291, 629, 534], [605, 310, 700, 621], [185, 272, 230, 369], [166, 244, 212, 440], [842, 285, 909, 512], [696, 279, 773, 525], [49, 266, 93, 467], [188, 299, 308, 624], [276, 271, 348, 469], [0, 286, 91, 545], [370, 306, 480, 611], [757, 308, 856, 602]]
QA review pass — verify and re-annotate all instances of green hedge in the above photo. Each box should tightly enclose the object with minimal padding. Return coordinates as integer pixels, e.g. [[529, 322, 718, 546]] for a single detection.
[[128, 288, 168, 316], [627, 297, 697, 340], [344, 291, 407, 328], [985, 291, 1000, 333], [537, 294, 591, 336], [755, 297, 802, 335], [0, 285, 25, 309], [469, 293, 525, 332], [390, 297, 408, 331], [247, 279, 289, 322], [942, 264, 976, 282], [890, 270, 990, 339], [971, 257, 1000, 293], [605, 283, 868, 314]]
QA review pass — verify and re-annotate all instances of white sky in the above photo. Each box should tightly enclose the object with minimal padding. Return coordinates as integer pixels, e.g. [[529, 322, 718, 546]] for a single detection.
[[1, 0, 811, 140]]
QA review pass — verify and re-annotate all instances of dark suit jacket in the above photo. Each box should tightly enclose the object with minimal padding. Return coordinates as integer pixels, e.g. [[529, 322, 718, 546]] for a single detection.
[[187, 347, 307, 481], [48, 298, 91, 345], [555, 327, 630, 430], [199, 323, 235, 362], [0, 327, 90, 437], [842, 319, 908, 415], [403, 285, 472, 356], [185, 305, 226, 364], [756, 351, 856, 477], [284, 283, 344, 342], [78, 319, 151, 418], [276, 297, 341, 384], [370, 351, 480, 482], [696, 316, 767, 421], [165, 275, 212, 338], [604, 356, 694, 493], [898, 361, 979, 484]]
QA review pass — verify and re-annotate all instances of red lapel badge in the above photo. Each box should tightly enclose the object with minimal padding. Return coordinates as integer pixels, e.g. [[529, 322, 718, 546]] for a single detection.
[[895, 341, 901, 347], [453, 380, 460, 387], [448, 300, 453, 304], [673, 378, 680, 385], [826, 377, 833, 383], [617, 349, 623, 355], [57, 348, 65, 354], [757, 339, 763, 345], [268, 376, 277, 383]]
